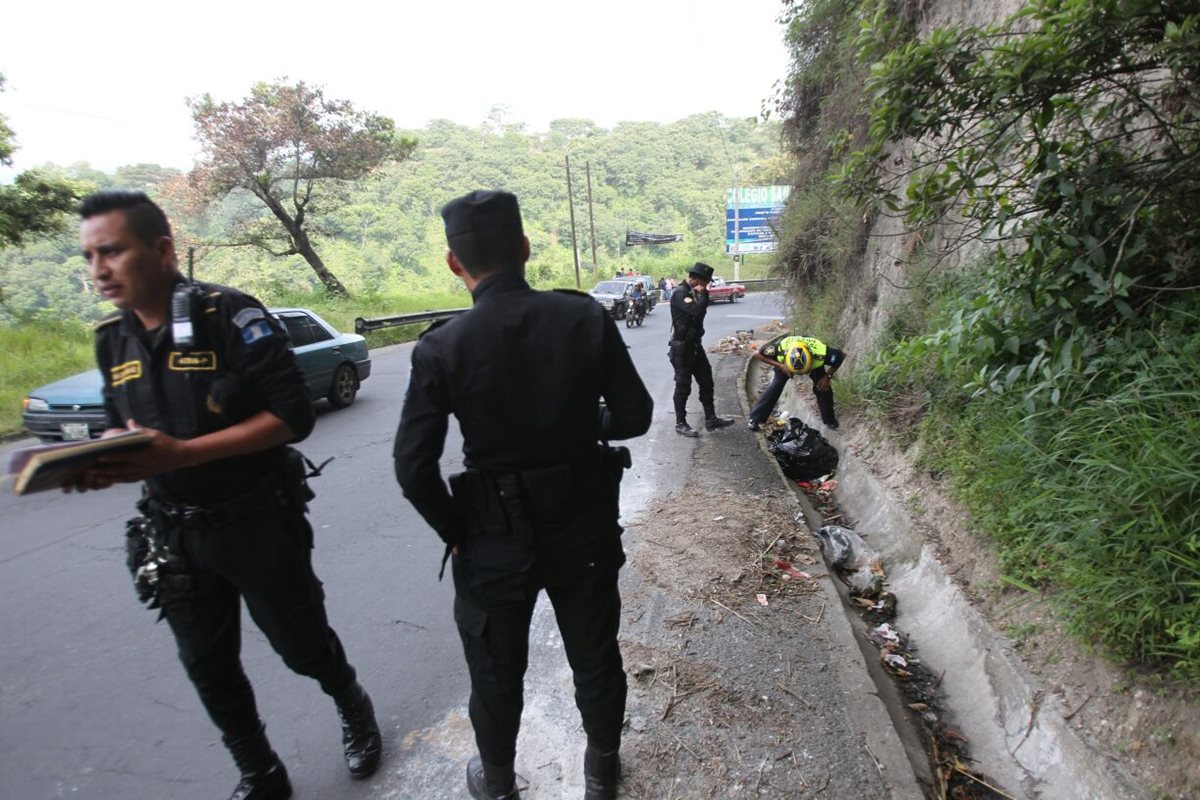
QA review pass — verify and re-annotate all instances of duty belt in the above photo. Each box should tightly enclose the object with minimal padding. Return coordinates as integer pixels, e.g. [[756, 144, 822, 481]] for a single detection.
[[147, 479, 287, 529]]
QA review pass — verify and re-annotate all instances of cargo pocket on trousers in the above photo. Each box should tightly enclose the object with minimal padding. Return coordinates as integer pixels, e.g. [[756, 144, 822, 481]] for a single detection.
[[453, 594, 492, 675]]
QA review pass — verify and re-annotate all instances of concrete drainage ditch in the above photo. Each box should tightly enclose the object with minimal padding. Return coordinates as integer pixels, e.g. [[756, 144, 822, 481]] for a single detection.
[[740, 357, 1145, 800]]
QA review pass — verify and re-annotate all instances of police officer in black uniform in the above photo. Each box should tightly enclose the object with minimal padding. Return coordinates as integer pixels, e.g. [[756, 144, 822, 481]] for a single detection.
[[70, 190, 381, 800], [668, 261, 736, 437], [393, 190, 652, 800]]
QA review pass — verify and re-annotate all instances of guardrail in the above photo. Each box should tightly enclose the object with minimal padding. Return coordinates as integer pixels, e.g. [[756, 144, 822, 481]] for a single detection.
[[354, 308, 469, 335], [738, 278, 786, 291]]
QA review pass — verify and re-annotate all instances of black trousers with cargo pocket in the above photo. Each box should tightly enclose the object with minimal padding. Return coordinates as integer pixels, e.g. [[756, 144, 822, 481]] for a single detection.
[[451, 555, 626, 767], [154, 495, 357, 743]]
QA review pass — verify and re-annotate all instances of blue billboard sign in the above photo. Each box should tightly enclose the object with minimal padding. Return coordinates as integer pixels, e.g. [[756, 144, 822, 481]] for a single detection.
[[725, 185, 790, 254]]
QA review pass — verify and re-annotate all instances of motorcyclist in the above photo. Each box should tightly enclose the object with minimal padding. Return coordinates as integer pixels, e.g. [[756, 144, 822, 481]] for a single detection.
[[629, 282, 647, 319]]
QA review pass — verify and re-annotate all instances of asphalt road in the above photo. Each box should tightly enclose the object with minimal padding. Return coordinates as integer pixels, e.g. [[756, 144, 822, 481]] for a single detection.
[[0, 289, 786, 799]]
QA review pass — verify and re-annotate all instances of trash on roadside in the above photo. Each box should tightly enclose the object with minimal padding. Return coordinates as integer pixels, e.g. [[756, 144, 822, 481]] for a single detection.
[[712, 515, 725, 522], [767, 418, 839, 481], [883, 652, 908, 669], [869, 623, 901, 646], [710, 331, 754, 353], [814, 525, 878, 571], [847, 564, 884, 599], [756, 593, 769, 606], [772, 559, 812, 580], [864, 592, 898, 623]]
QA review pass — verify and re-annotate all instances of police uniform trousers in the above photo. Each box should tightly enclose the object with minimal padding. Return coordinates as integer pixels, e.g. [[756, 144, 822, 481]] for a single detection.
[[748, 367, 838, 427], [153, 492, 356, 742], [669, 341, 716, 423], [450, 533, 626, 766]]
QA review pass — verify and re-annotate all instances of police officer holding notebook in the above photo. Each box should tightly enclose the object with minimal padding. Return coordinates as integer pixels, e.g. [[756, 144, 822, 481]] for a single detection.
[[70, 190, 380, 800], [393, 189, 653, 800]]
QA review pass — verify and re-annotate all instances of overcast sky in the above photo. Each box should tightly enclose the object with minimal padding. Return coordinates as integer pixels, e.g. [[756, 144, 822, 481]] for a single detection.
[[1, 0, 791, 176]]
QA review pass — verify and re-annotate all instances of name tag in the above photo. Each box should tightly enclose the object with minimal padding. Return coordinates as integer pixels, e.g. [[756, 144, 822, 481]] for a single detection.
[[110, 360, 143, 387], [169, 351, 218, 371]]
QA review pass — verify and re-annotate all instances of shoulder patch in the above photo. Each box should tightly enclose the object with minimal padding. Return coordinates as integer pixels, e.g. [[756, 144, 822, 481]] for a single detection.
[[94, 312, 122, 332], [233, 307, 266, 328], [684, 297, 694, 304], [419, 318, 452, 339], [241, 319, 275, 345]]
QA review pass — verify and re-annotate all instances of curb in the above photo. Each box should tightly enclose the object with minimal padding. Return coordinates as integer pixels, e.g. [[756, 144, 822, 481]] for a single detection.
[[736, 362, 926, 800]]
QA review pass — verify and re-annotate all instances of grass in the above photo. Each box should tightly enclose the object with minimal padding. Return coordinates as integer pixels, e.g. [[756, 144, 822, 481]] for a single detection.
[[0, 321, 97, 437], [819, 255, 1200, 679]]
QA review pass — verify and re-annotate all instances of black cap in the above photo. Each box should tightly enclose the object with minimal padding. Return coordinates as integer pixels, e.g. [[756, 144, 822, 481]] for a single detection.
[[689, 261, 714, 282], [441, 190, 523, 241]]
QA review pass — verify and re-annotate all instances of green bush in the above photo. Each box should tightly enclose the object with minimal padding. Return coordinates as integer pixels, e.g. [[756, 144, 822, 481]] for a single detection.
[[865, 295, 1200, 678]]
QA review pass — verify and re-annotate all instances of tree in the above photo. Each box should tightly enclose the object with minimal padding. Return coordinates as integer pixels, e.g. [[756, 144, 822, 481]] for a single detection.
[[0, 74, 84, 249], [188, 80, 416, 296], [838, 0, 1200, 407]]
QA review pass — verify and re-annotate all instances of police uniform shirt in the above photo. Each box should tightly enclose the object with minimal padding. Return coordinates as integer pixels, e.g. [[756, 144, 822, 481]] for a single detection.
[[95, 279, 316, 505], [669, 282, 709, 347], [393, 270, 653, 548]]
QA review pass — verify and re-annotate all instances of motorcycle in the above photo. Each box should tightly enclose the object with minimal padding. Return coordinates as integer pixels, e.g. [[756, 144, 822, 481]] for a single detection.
[[625, 295, 647, 328]]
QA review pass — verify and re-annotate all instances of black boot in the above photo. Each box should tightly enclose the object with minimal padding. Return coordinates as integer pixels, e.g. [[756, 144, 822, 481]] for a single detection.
[[675, 421, 699, 438], [466, 755, 520, 800], [705, 416, 734, 431], [333, 682, 382, 779], [225, 726, 292, 800], [583, 744, 621, 800]]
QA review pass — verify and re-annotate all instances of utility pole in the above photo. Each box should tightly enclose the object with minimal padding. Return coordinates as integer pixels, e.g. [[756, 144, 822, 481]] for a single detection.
[[586, 162, 598, 280], [565, 155, 582, 288], [187, 247, 195, 281]]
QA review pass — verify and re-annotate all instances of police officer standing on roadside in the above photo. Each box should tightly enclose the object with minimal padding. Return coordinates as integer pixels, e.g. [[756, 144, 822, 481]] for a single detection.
[[668, 261, 736, 437], [393, 190, 652, 800], [69, 190, 381, 800]]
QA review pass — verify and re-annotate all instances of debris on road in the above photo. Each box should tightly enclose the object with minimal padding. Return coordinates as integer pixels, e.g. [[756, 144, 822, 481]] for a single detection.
[[710, 330, 754, 353]]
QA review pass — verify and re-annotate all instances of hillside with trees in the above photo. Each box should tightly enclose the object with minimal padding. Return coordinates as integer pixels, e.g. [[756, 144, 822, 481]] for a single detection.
[[0, 112, 783, 324]]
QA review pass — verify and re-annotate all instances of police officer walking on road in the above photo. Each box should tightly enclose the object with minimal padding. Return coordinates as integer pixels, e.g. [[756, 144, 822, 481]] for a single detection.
[[668, 261, 736, 437], [393, 190, 653, 800], [70, 191, 381, 800]]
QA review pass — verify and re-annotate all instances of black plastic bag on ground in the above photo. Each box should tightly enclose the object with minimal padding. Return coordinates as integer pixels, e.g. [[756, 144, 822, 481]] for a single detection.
[[766, 418, 838, 481]]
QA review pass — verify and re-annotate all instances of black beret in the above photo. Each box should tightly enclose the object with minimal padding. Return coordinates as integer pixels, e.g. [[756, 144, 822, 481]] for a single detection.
[[689, 261, 714, 281], [441, 190, 523, 240]]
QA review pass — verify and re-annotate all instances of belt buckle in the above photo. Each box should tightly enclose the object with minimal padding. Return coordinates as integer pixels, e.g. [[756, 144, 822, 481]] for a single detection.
[[179, 506, 206, 526]]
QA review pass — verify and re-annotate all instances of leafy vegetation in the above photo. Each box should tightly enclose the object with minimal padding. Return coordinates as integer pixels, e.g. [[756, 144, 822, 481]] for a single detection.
[[783, 0, 1200, 676], [1, 113, 781, 325], [841, 0, 1200, 411]]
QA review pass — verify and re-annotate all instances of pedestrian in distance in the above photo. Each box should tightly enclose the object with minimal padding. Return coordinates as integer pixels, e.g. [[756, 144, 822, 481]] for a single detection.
[[748, 332, 846, 431], [393, 190, 653, 800], [66, 190, 381, 800], [667, 261, 736, 437]]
